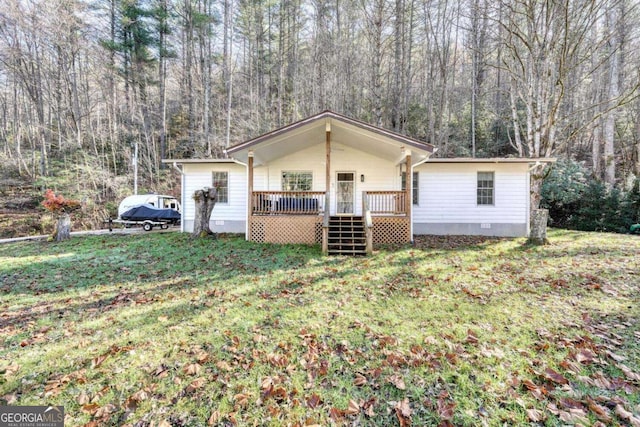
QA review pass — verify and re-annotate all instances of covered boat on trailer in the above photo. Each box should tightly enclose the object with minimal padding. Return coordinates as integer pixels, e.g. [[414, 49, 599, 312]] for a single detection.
[[107, 195, 182, 232]]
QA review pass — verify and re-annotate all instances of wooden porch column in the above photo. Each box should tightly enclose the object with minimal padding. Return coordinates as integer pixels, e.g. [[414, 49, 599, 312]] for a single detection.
[[247, 151, 254, 241], [323, 121, 331, 254], [405, 152, 412, 242]]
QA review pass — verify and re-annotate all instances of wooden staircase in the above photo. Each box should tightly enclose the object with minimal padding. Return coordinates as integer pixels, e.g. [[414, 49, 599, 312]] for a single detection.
[[327, 216, 367, 256]]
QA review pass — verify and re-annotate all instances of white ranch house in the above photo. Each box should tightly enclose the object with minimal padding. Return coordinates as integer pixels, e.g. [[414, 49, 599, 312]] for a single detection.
[[165, 111, 554, 255]]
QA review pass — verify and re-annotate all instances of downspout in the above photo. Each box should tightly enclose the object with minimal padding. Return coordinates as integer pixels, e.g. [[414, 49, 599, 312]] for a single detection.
[[172, 162, 185, 233], [410, 151, 434, 241], [229, 157, 249, 240]]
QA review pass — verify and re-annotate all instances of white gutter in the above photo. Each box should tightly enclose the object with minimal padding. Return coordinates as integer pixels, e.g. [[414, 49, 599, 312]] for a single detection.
[[172, 162, 185, 233]]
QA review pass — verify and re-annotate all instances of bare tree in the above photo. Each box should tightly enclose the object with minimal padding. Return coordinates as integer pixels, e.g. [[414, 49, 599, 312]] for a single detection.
[[495, 0, 606, 210]]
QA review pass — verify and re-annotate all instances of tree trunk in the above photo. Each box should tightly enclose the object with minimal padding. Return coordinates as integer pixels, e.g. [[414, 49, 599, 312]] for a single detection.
[[528, 209, 549, 245], [192, 187, 217, 238], [54, 213, 71, 242]]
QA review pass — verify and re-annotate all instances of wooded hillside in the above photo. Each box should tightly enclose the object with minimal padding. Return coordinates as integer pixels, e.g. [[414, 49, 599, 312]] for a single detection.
[[1, 0, 639, 230]]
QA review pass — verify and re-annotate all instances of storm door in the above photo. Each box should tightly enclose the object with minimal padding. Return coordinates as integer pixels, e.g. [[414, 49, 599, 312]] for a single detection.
[[336, 172, 355, 215]]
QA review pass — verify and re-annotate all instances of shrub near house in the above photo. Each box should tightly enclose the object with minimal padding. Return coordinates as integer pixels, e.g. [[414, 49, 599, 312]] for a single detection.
[[541, 160, 640, 233]]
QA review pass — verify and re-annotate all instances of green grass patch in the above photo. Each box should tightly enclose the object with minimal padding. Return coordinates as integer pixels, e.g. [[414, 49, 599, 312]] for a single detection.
[[1, 230, 639, 426]]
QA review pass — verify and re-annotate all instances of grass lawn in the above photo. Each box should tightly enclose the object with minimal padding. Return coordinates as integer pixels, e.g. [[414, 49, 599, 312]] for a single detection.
[[1, 229, 639, 426]]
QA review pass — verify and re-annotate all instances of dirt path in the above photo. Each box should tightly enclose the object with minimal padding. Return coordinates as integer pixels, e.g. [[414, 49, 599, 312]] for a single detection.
[[0, 227, 178, 244]]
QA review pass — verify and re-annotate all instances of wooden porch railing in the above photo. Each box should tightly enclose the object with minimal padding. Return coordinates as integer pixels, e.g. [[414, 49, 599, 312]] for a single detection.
[[252, 191, 325, 215], [364, 191, 407, 215]]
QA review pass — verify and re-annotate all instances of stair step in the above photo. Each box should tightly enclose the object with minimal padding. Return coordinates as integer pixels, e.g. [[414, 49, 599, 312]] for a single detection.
[[327, 215, 367, 256], [328, 250, 367, 256]]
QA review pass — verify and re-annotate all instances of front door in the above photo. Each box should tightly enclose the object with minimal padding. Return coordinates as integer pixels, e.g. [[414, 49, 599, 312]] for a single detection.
[[336, 172, 355, 215]]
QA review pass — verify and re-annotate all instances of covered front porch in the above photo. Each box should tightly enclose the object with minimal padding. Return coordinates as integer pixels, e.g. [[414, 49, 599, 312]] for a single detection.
[[248, 190, 411, 254], [225, 111, 434, 254]]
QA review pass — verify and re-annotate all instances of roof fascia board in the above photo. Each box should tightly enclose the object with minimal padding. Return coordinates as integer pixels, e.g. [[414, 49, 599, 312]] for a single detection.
[[226, 110, 434, 155], [425, 157, 557, 163]]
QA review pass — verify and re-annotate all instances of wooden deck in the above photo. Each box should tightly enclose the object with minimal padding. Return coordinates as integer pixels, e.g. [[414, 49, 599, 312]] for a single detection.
[[247, 190, 410, 250]]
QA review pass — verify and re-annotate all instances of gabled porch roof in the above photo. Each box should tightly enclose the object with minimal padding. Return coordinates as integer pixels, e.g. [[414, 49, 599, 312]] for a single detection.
[[225, 110, 435, 166]]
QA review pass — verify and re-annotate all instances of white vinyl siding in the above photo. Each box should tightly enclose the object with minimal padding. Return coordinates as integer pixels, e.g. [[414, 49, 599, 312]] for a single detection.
[[414, 163, 528, 224], [265, 143, 398, 215], [182, 163, 246, 223]]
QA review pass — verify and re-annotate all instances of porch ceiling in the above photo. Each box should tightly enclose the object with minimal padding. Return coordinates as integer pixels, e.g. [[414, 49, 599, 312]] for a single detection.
[[226, 111, 434, 166]]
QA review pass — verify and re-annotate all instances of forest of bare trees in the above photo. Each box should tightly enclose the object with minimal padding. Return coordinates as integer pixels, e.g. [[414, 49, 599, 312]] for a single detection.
[[1, 0, 639, 208]]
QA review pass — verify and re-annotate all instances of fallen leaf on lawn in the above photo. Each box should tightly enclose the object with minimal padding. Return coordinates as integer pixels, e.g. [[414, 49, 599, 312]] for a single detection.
[[4, 363, 20, 376], [271, 386, 287, 402], [586, 397, 612, 423], [605, 350, 626, 362], [542, 367, 568, 384], [362, 397, 376, 417], [395, 398, 412, 426], [617, 364, 640, 381], [1, 394, 17, 405], [465, 329, 479, 345], [306, 393, 322, 409], [267, 353, 288, 367], [522, 379, 547, 400], [208, 411, 221, 425], [131, 389, 149, 402], [424, 336, 438, 345], [387, 374, 406, 390], [157, 316, 169, 322], [615, 404, 640, 426], [186, 378, 206, 393], [94, 403, 117, 419], [196, 351, 210, 363], [157, 421, 172, 427], [329, 407, 345, 422], [526, 408, 544, 422], [345, 399, 360, 415], [575, 349, 596, 364], [77, 392, 90, 405], [558, 408, 588, 424], [353, 373, 368, 387], [234, 392, 250, 408], [437, 395, 455, 421], [91, 354, 108, 369], [216, 361, 232, 371], [183, 363, 202, 376], [558, 397, 585, 411], [81, 403, 99, 415], [125, 389, 149, 411]]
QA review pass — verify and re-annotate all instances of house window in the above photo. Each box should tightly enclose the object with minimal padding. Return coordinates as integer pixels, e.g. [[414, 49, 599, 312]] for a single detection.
[[212, 171, 229, 203], [401, 171, 419, 205], [477, 172, 494, 205], [282, 171, 312, 191]]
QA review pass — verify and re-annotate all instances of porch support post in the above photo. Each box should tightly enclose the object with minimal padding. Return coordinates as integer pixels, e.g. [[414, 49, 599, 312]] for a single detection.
[[323, 120, 331, 254], [247, 151, 254, 241], [405, 152, 412, 242]]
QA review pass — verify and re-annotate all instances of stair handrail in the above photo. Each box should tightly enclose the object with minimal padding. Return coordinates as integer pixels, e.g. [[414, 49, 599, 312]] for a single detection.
[[322, 190, 330, 254]]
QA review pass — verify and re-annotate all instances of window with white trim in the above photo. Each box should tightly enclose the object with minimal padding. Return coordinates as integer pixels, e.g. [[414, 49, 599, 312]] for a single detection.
[[401, 171, 419, 205], [212, 171, 229, 203], [282, 171, 312, 191], [477, 171, 494, 205]]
